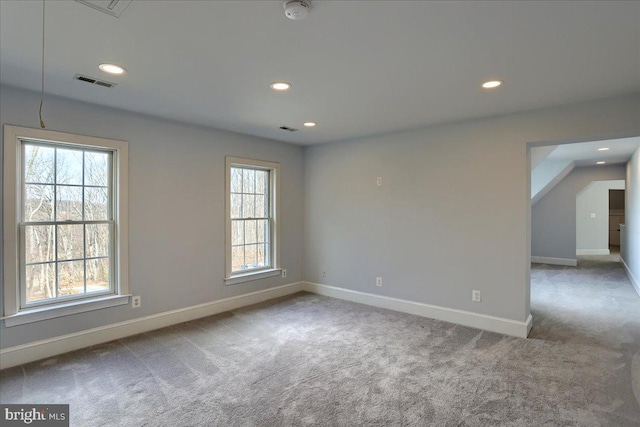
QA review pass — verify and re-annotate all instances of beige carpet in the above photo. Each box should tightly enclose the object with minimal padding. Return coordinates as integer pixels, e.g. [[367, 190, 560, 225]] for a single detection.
[[1, 258, 639, 426]]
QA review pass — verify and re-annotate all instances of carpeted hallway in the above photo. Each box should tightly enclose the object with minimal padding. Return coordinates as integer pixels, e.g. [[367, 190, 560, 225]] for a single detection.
[[1, 258, 639, 426]]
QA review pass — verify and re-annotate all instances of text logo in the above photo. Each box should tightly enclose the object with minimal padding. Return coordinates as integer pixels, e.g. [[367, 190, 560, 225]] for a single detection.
[[1, 405, 69, 426]]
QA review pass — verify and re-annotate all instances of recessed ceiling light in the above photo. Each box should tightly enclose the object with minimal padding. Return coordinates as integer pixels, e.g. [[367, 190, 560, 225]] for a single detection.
[[303, 122, 316, 127], [98, 63, 126, 75], [270, 82, 291, 91], [596, 161, 606, 165], [597, 147, 610, 151], [482, 80, 503, 89]]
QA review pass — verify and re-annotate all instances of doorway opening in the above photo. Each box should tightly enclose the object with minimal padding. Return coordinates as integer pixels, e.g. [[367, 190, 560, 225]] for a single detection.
[[609, 189, 625, 257], [575, 180, 625, 261], [526, 135, 640, 344]]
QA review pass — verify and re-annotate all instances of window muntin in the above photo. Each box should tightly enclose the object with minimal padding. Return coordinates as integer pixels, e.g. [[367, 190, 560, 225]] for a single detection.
[[20, 141, 115, 308], [225, 157, 279, 282], [230, 166, 271, 273]]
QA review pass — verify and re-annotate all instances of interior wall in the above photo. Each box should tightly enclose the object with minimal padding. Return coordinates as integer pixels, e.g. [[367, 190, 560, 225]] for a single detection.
[[576, 180, 625, 253], [0, 85, 305, 349], [532, 166, 626, 261], [623, 147, 640, 290], [305, 94, 640, 323]]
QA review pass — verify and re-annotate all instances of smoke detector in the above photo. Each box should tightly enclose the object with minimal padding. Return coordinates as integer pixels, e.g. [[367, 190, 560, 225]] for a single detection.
[[283, 0, 310, 20]]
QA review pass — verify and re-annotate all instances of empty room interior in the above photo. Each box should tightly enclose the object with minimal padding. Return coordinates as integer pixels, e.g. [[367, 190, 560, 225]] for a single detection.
[[1, 1, 639, 426]]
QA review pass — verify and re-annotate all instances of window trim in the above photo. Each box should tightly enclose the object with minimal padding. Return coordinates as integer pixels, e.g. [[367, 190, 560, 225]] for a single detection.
[[225, 156, 280, 284], [3, 125, 129, 326]]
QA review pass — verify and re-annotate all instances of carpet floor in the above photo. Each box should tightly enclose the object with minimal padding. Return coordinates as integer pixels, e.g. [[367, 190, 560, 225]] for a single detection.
[[1, 258, 639, 426]]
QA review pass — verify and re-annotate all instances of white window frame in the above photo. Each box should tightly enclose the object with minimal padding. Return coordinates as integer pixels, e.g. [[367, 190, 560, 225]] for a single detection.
[[225, 156, 281, 285], [2, 125, 129, 327]]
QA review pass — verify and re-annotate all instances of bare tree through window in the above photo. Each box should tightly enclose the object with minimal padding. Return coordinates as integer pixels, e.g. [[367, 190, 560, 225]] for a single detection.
[[230, 166, 270, 272], [22, 142, 112, 306]]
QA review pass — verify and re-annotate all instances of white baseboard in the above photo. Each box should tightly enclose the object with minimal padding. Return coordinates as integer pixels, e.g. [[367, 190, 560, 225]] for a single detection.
[[0, 282, 305, 370], [576, 249, 610, 256], [531, 256, 577, 266], [621, 257, 640, 298], [1, 279, 537, 370], [302, 282, 532, 339]]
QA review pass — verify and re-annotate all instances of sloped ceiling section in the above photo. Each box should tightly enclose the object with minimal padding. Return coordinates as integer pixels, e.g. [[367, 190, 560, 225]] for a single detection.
[[532, 159, 575, 205], [530, 136, 640, 204]]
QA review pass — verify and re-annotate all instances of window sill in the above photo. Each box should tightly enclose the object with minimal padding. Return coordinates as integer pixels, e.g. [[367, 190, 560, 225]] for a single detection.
[[225, 269, 282, 285], [2, 294, 131, 327]]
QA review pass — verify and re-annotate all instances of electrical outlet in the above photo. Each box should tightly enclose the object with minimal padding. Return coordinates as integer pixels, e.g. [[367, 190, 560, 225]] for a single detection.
[[376, 277, 383, 287], [376, 177, 383, 186], [322, 271, 327, 278], [132, 295, 141, 308], [472, 290, 481, 303], [281, 269, 287, 278]]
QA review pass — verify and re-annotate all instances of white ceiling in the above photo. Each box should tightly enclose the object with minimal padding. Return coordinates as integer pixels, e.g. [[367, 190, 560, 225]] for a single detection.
[[545, 137, 640, 167], [1, 1, 638, 145]]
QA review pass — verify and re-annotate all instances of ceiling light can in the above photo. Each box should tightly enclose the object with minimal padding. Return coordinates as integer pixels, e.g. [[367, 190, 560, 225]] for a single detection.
[[99, 63, 126, 75], [270, 82, 291, 91], [482, 80, 503, 89], [303, 122, 316, 127]]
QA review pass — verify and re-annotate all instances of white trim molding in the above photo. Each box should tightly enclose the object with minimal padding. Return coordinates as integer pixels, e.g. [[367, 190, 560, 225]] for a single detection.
[[576, 249, 610, 256], [2, 295, 131, 327], [225, 268, 282, 286], [621, 257, 640, 297], [2, 125, 129, 320], [0, 282, 304, 370], [302, 282, 533, 339], [225, 156, 280, 284], [531, 256, 577, 266], [0, 280, 537, 370]]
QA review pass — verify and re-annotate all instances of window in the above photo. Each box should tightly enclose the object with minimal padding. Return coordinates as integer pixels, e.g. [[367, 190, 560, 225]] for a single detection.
[[225, 157, 280, 284], [3, 125, 129, 326]]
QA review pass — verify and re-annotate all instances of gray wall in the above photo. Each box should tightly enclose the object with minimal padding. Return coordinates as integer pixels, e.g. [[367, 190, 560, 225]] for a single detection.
[[305, 94, 640, 323], [532, 166, 626, 260], [2, 86, 639, 349], [623, 147, 640, 286], [0, 85, 305, 349], [576, 180, 625, 252]]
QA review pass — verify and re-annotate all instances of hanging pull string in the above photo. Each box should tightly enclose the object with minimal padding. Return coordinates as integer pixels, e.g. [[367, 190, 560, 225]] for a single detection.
[[39, 0, 46, 128]]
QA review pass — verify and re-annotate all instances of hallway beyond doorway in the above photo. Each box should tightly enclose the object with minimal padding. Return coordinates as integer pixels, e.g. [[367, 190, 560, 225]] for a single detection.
[[530, 256, 638, 347], [530, 256, 640, 414]]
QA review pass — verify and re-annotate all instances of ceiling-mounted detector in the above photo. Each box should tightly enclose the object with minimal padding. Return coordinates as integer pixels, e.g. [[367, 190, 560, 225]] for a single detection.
[[75, 0, 133, 18], [283, 0, 311, 20]]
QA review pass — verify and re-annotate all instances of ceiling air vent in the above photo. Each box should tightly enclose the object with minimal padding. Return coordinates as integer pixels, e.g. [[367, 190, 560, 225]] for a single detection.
[[279, 126, 299, 132], [74, 74, 117, 88], [75, 0, 133, 18]]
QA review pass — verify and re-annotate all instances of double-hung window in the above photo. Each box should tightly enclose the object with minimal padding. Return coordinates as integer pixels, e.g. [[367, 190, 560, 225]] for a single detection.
[[225, 157, 280, 284], [3, 126, 129, 326]]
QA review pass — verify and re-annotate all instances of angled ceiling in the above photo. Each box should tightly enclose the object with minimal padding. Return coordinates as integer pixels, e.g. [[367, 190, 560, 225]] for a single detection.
[[546, 137, 640, 167], [1, 0, 638, 145]]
